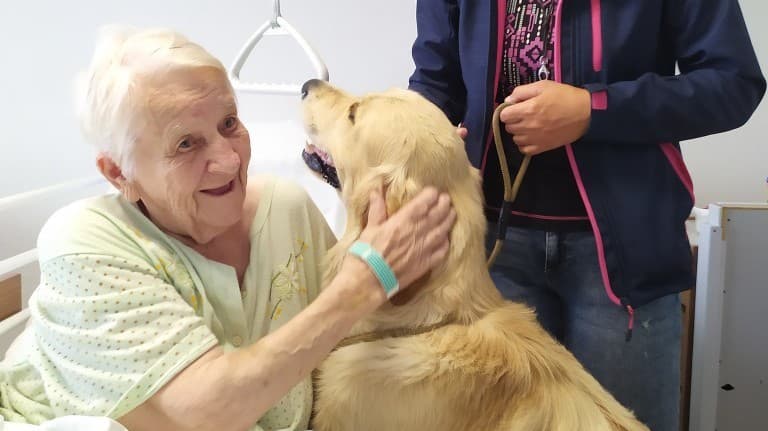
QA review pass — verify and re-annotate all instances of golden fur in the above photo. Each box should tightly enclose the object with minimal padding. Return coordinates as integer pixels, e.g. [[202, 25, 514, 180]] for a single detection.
[[302, 81, 649, 431]]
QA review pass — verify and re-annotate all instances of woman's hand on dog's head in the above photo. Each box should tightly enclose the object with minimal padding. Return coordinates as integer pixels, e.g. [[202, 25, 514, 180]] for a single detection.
[[352, 186, 456, 304]]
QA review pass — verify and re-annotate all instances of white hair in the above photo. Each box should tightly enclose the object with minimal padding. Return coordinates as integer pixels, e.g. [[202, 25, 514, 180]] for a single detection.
[[75, 25, 229, 179]]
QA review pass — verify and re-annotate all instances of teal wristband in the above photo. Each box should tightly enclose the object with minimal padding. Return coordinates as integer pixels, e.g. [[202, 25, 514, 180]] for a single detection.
[[348, 241, 400, 298]]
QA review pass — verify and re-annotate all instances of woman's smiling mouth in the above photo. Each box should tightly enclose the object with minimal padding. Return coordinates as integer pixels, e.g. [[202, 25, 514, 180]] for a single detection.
[[200, 180, 235, 196]]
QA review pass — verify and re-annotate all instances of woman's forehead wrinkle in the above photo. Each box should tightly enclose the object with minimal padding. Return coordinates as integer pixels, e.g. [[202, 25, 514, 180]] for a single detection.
[[144, 84, 214, 135], [164, 122, 185, 141]]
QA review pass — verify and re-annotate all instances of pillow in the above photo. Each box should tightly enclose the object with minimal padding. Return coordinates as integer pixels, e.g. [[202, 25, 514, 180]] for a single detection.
[[245, 120, 345, 237]]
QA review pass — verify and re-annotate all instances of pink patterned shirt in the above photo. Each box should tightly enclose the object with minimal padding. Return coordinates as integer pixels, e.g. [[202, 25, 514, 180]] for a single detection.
[[486, 0, 590, 231], [500, 0, 558, 97]]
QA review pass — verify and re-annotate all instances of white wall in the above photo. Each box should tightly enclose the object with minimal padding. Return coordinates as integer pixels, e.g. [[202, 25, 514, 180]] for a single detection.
[[681, 0, 768, 206], [0, 0, 418, 198], [0, 0, 765, 205]]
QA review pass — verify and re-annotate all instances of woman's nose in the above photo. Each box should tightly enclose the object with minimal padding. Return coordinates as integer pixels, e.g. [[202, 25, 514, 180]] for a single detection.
[[208, 144, 241, 175]]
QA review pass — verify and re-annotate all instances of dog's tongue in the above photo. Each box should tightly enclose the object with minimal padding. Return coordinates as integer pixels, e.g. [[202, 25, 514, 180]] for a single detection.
[[302, 144, 341, 190], [305, 142, 334, 166]]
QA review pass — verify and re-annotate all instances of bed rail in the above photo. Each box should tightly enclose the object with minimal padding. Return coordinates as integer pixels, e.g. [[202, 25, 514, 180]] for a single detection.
[[1, 176, 109, 357]]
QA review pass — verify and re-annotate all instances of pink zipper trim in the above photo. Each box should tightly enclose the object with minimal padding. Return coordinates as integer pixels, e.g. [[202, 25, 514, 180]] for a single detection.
[[660, 143, 696, 202], [591, 90, 608, 110], [481, 0, 508, 174], [590, 0, 603, 72], [556, 0, 621, 307], [625, 305, 635, 341], [565, 148, 620, 306]]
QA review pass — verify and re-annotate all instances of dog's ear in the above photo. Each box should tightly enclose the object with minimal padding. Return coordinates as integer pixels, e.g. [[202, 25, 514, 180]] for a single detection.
[[347, 102, 359, 124]]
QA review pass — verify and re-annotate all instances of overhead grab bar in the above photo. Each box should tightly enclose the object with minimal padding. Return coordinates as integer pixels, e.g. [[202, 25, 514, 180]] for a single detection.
[[272, 0, 281, 25], [229, 0, 329, 95]]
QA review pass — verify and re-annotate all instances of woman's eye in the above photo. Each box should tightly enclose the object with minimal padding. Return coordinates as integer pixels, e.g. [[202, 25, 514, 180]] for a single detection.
[[177, 139, 192, 150], [224, 116, 238, 130]]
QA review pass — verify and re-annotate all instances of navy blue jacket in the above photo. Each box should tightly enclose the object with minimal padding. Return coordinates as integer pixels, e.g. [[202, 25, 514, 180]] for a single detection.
[[409, 0, 765, 311]]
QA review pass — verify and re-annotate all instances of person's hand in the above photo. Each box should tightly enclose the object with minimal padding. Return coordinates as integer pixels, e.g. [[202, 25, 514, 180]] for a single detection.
[[345, 187, 455, 304], [456, 127, 468, 140], [499, 80, 591, 155]]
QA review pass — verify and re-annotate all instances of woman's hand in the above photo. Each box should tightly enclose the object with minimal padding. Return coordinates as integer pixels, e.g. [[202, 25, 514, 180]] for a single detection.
[[343, 187, 456, 304], [499, 80, 591, 155]]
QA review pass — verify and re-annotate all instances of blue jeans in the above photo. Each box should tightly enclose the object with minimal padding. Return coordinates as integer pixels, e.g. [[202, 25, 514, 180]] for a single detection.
[[486, 225, 681, 431]]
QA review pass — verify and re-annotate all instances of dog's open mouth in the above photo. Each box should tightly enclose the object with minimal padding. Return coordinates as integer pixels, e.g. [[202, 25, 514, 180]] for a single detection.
[[302, 142, 341, 190]]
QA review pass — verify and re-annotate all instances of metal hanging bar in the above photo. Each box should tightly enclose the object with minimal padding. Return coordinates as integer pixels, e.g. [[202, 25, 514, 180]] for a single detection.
[[272, 0, 281, 26], [229, 0, 329, 95]]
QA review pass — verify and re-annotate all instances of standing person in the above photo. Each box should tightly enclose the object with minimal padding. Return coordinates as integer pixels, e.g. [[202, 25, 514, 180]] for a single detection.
[[408, 1, 765, 429]]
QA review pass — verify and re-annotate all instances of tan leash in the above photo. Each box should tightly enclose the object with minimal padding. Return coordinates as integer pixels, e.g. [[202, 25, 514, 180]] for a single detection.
[[486, 101, 532, 268], [333, 313, 459, 352]]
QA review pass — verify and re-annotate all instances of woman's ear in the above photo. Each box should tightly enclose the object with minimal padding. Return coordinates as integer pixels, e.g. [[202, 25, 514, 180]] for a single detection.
[[96, 154, 140, 202]]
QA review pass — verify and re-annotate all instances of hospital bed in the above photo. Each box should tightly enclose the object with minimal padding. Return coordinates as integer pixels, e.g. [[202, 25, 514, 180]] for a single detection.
[[0, 133, 344, 431], [0, 126, 344, 354], [0, 177, 112, 357], [0, 151, 341, 431], [0, 138, 341, 431], [0, 1, 340, 429]]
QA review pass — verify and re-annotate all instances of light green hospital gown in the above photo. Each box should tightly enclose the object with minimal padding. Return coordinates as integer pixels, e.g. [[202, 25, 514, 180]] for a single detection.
[[0, 176, 335, 430]]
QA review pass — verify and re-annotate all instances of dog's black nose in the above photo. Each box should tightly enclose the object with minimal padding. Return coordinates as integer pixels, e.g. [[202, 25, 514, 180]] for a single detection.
[[301, 79, 322, 100]]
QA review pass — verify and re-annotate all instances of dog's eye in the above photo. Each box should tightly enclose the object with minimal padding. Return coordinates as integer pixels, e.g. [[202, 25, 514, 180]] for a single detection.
[[348, 102, 359, 124]]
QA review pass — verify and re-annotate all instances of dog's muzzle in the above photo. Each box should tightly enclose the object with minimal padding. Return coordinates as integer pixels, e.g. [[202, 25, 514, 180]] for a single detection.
[[302, 145, 340, 190]]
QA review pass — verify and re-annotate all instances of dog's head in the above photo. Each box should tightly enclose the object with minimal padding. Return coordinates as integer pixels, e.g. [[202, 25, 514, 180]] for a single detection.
[[301, 79, 473, 218], [301, 80, 495, 316]]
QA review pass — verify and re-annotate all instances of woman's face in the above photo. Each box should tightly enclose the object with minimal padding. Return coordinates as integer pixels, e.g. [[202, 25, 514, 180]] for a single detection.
[[129, 67, 251, 244]]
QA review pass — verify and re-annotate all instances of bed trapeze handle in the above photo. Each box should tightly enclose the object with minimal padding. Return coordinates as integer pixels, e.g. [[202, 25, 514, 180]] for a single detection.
[[229, 2, 329, 96]]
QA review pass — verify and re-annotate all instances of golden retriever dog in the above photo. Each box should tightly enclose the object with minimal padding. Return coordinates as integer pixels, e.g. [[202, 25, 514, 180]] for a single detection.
[[300, 79, 649, 431]]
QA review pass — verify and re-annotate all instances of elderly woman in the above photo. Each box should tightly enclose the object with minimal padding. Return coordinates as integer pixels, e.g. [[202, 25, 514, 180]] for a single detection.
[[0, 27, 455, 431]]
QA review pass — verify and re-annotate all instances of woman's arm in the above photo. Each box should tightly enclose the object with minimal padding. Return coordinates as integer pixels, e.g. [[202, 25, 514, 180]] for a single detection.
[[582, 0, 765, 144], [119, 188, 455, 431], [408, 0, 467, 125], [119, 263, 378, 431]]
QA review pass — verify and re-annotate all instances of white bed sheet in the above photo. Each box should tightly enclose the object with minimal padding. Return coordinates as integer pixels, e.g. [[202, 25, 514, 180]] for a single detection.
[[1, 416, 126, 431]]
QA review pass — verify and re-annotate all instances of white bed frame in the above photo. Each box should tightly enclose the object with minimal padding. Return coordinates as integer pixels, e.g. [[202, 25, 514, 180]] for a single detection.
[[0, 177, 111, 357], [689, 203, 768, 430]]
